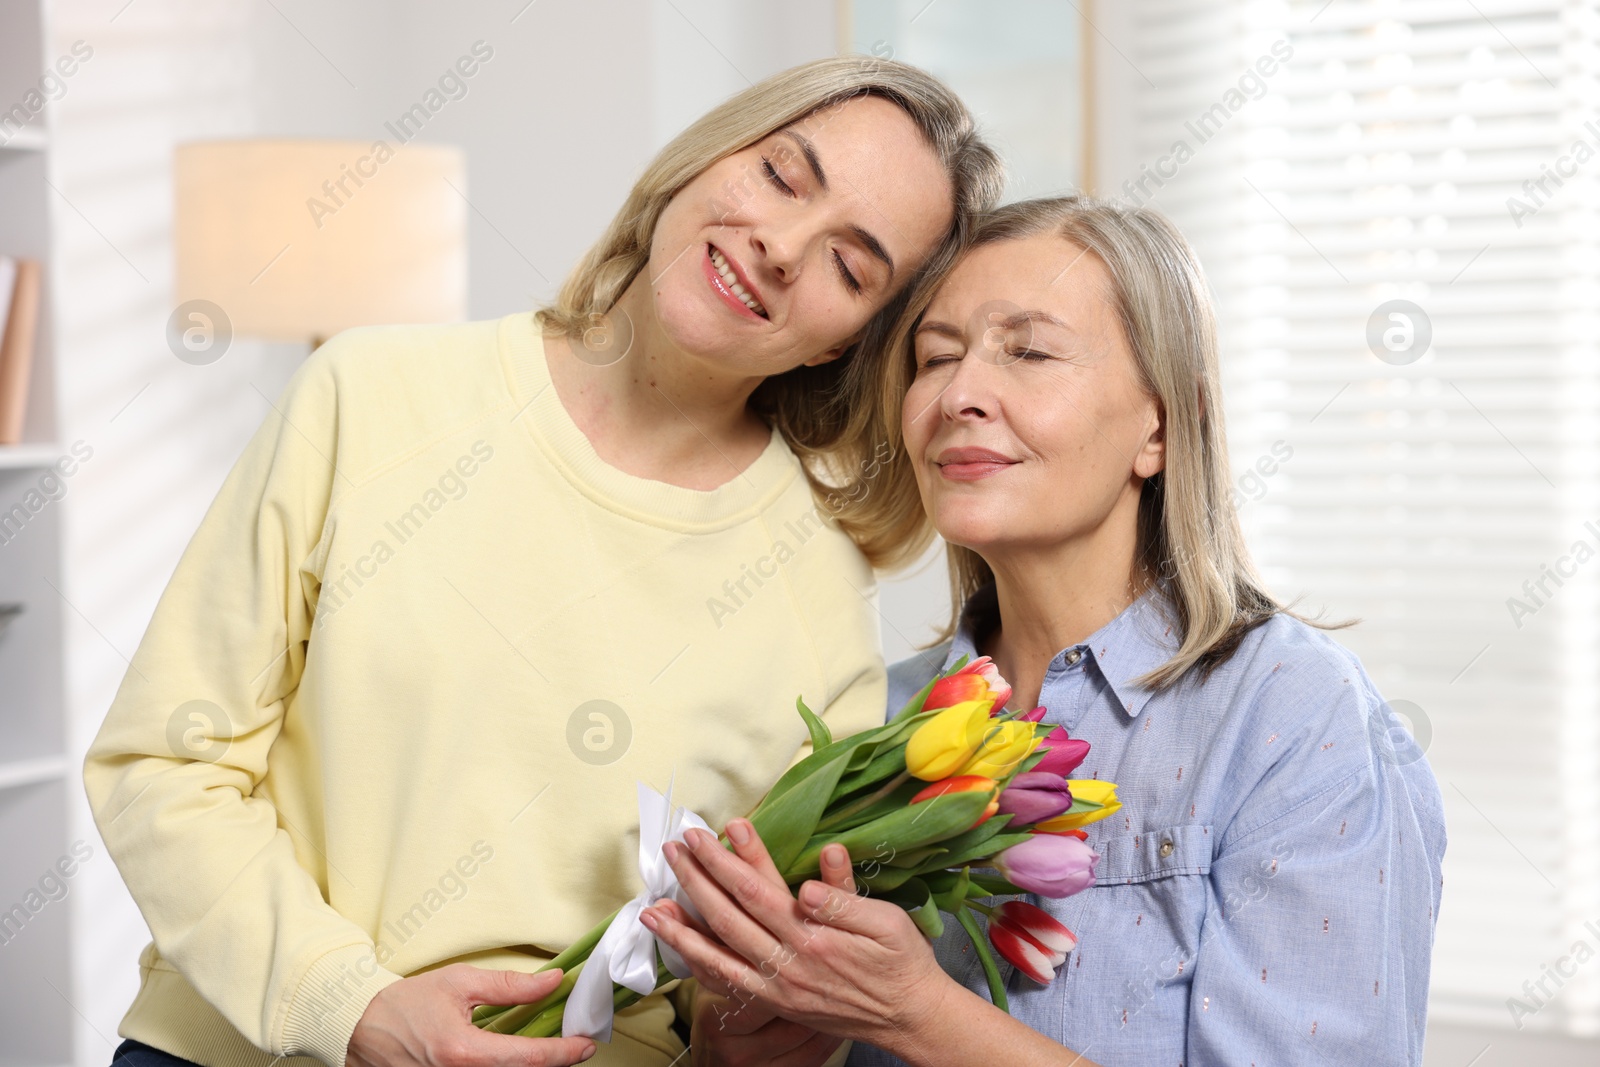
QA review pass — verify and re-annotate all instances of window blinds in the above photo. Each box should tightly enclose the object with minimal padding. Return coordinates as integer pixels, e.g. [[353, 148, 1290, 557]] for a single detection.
[[1113, 0, 1600, 1035]]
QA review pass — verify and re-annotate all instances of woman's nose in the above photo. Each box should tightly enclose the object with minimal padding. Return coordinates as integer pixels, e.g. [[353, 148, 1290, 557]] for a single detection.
[[940, 351, 999, 421], [748, 219, 806, 284]]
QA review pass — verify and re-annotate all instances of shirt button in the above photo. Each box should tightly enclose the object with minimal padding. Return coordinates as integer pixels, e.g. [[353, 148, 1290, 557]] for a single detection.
[[1159, 840, 1175, 858], [1064, 649, 1083, 666]]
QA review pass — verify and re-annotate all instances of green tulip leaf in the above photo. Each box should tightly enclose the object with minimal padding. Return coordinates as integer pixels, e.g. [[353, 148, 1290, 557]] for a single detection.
[[795, 696, 833, 755], [782, 789, 991, 883], [749, 748, 856, 871]]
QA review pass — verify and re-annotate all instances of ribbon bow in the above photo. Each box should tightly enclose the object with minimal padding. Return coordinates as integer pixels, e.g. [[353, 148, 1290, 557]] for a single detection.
[[563, 780, 711, 1041]]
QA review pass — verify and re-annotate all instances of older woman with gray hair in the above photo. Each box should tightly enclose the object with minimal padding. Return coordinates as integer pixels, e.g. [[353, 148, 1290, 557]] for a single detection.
[[643, 196, 1447, 1067]]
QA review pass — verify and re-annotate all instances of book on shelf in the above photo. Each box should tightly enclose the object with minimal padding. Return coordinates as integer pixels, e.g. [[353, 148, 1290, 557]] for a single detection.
[[0, 256, 42, 445]]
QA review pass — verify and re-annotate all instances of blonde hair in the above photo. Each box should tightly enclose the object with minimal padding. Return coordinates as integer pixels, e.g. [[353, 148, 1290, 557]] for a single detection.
[[846, 195, 1351, 688], [538, 57, 1003, 564]]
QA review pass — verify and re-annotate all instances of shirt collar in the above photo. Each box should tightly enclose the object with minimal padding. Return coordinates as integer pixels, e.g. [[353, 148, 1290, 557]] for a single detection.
[[948, 579, 1183, 719]]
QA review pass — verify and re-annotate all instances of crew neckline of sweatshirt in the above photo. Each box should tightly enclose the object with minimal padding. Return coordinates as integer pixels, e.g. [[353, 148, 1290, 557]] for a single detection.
[[499, 311, 801, 532]]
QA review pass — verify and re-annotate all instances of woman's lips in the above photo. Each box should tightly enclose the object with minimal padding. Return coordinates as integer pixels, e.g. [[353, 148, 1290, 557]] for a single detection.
[[941, 462, 1015, 481], [703, 244, 768, 320], [936, 447, 1019, 481]]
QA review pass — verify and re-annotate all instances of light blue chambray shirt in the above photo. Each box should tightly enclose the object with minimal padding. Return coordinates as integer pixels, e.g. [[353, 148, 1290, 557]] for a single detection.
[[848, 582, 1447, 1067]]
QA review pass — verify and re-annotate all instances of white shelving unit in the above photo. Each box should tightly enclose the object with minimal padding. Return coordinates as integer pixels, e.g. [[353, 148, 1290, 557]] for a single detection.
[[1, 2, 74, 1066]]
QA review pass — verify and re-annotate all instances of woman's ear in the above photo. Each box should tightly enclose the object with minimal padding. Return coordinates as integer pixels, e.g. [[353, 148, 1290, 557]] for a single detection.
[[1135, 397, 1166, 479], [805, 329, 865, 367]]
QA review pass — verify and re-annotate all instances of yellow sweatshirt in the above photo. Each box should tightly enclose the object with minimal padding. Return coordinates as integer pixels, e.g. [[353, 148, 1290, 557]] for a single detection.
[[83, 312, 887, 1067]]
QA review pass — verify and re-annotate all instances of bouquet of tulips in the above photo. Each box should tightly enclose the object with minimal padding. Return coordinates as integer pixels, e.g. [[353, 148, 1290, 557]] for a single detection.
[[472, 656, 1121, 1040]]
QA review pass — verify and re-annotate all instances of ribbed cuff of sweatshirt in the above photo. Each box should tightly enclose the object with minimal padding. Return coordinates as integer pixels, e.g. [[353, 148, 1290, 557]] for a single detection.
[[281, 943, 406, 1067]]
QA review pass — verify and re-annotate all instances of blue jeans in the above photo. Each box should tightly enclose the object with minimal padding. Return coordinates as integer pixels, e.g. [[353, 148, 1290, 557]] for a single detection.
[[111, 1039, 203, 1067]]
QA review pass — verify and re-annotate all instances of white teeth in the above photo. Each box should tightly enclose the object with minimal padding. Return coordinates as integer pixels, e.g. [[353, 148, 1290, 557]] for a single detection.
[[709, 246, 767, 316]]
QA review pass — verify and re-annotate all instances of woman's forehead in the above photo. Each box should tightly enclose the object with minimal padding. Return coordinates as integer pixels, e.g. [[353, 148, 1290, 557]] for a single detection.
[[930, 237, 1112, 320]]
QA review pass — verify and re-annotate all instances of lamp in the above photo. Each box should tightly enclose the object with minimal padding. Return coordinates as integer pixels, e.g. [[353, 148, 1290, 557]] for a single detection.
[[173, 139, 468, 347]]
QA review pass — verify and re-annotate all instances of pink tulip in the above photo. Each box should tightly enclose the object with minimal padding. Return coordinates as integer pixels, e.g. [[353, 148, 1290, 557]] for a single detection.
[[1032, 727, 1090, 777], [993, 833, 1099, 898], [995, 772, 1074, 824], [1016, 706, 1048, 723], [987, 901, 1078, 984]]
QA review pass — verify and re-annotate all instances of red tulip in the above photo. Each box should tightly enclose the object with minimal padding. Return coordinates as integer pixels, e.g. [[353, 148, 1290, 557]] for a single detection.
[[1032, 727, 1090, 777], [911, 774, 999, 828], [1017, 706, 1048, 722], [987, 901, 1077, 984], [924, 656, 1013, 714], [1035, 827, 1090, 841]]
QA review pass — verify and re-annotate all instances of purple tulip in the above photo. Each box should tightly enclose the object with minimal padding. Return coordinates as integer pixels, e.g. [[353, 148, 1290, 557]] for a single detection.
[[996, 772, 1074, 824], [994, 833, 1099, 898], [1033, 727, 1090, 777]]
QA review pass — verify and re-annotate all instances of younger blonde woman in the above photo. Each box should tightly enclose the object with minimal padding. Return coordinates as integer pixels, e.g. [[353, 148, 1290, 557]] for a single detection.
[[84, 59, 1002, 1067]]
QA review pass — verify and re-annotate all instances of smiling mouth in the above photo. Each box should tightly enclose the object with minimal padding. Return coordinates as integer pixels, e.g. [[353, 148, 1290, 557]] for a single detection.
[[708, 244, 768, 318]]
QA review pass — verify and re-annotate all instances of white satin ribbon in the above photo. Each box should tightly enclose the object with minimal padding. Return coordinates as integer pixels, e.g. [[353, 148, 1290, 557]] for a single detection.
[[563, 780, 712, 1041]]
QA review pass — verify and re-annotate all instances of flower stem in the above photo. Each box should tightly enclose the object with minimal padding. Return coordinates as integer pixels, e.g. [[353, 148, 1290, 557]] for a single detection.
[[480, 962, 584, 1034], [816, 771, 912, 833], [513, 958, 675, 1038], [472, 907, 621, 1027], [955, 905, 1009, 1012]]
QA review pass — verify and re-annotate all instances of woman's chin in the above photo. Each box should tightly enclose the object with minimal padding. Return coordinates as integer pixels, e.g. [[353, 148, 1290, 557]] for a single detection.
[[932, 512, 1013, 559], [654, 297, 775, 369]]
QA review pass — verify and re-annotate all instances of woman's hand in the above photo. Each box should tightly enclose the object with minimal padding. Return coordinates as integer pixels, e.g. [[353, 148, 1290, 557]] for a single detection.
[[640, 818, 956, 1056], [686, 988, 843, 1067], [346, 964, 596, 1067], [653, 826, 855, 1067]]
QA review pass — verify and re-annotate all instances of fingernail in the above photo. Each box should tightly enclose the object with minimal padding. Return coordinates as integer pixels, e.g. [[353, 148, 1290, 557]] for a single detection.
[[580, 1044, 597, 1062], [663, 841, 680, 862], [727, 819, 751, 845], [824, 844, 847, 866], [640, 909, 659, 931], [800, 881, 830, 908]]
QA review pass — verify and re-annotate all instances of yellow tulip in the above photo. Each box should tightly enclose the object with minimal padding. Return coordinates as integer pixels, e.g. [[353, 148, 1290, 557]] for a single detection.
[[1034, 780, 1122, 832], [957, 721, 1037, 780], [905, 700, 991, 781]]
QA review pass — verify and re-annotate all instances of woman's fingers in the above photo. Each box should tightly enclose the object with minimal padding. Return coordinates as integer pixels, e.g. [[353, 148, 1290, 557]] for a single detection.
[[665, 831, 795, 961], [724, 818, 789, 889], [642, 899, 771, 1011], [694, 987, 779, 1037], [679, 828, 800, 929], [819, 842, 856, 894], [649, 898, 714, 944], [646, 900, 739, 1003], [770, 1028, 847, 1067], [797, 880, 897, 940]]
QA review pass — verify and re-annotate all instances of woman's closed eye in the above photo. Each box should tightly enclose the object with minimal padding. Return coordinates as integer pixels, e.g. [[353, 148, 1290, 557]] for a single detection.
[[834, 250, 864, 294], [917, 347, 1055, 370], [761, 154, 865, 295], [762, 156, 795, 197]]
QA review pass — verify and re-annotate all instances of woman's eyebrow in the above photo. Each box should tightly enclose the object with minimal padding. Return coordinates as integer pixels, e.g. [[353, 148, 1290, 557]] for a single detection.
[[778, 129, 896, 279], [778, 130, 827, 188], [917, 311, 1072, 338], [1002, 309, 1073, 332], [915, 320, 963, 339]]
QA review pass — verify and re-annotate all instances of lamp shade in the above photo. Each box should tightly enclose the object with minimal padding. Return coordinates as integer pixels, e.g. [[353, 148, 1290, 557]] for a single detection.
[[174, 139, 468, 342]]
